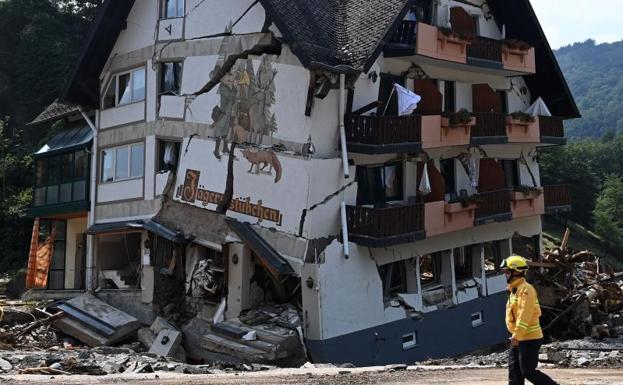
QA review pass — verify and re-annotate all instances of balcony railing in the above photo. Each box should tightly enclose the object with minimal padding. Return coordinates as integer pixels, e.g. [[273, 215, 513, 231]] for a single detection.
[[475, 189, 512, 225], [467, 36, 503, 66], [390, 20, 417, 45], [347, 203, 426, 247], [344, 114, 422, 154], [539, 116, 565, 139], [471, 112, 508, 143], [544, 185, 572, 213]]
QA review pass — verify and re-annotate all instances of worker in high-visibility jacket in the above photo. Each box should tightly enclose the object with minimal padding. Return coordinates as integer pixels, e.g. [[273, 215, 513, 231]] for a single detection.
[[502, 255, 560, 385]]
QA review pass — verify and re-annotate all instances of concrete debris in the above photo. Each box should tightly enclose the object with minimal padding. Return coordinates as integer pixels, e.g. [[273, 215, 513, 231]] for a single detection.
[[530, 228, 623, 340], [419, 337, 623, 369], [53, 294, 140, 347]]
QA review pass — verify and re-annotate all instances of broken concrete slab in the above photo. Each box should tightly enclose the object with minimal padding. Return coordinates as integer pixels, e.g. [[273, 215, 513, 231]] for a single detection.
[[53, 294, 140, 347], [148, 329, 182, 358]]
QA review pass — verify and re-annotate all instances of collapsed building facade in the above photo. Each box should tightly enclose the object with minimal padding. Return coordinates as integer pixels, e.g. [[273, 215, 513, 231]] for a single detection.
[[27, 0, 578, 366]]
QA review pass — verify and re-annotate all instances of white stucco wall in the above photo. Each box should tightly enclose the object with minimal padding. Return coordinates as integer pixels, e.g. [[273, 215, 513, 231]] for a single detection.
[[185, 0, 266, 39], [111, 0, 158, 54], [98, 178, 144, 203]]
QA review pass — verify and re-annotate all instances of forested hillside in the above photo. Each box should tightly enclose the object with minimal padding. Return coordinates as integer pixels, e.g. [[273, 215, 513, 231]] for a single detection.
[[555, 39, 623, 139], [0, 0, 100, 272]]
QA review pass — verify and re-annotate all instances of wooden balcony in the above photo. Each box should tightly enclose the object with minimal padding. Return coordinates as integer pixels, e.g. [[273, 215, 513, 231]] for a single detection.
[[386, 21, 535, 75], [544, 185, 572, 213], [467, 36, 503, 69], [471, 112, 508, 145], [346, 204, 426, 247], [344, 114, 422, 154], [539, 116, 566, 145], [475, 189, 512, 225]]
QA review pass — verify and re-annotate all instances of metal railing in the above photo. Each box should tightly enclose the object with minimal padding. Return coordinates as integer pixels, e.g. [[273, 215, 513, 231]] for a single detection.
[[475, 189, 512, 221], [347, 203, 425, 239], [467, 36, 503, 63], [390, 20, 417, 45], [539, 116, 565, 138], [471, 112, 507, 138], [544, 185, 572, 209], [344, 115, 422, 145]]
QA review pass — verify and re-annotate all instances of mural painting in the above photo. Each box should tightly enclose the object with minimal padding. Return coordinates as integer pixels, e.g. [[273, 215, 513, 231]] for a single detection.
[[242, 149, 282, 183], [177, 169, 283, 226], [210, 37, 278, 162]]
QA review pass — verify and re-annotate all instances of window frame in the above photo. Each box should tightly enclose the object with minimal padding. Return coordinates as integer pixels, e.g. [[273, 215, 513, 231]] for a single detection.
[[453, 246, 473, 280], [157, 139, 182, 173], [100, 142, 145, 184], [443, 80, 456, 113], [102, 66, 147, 110], [420, 253, 442, 288], [33, 150, 90, 207], [484, 240, 503, 276], [159, 61, 184, 96], [161, 0, 185, 19], [356, 161, 404, 206]]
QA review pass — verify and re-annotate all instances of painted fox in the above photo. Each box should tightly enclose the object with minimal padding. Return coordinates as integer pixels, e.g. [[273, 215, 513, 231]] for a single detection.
[[242, 149, 282, 183]]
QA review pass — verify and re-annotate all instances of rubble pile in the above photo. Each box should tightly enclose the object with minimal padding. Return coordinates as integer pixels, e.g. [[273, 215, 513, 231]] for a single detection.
[[0, 346, 276, 375], [0, 301, 66, 351], [530, 229, 623, 340], [418, 337, 623, 369]]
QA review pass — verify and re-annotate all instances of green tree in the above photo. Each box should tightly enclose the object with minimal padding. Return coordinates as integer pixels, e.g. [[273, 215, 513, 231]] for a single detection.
[[593, 176, 623, 252]]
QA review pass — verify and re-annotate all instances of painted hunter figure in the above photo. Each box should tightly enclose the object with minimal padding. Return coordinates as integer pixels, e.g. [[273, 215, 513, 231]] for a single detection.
[[209, 39, 278, 160]]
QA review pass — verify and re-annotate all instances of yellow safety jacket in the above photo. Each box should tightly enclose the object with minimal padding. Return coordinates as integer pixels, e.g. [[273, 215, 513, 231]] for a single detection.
[[505, 277, 544, 341]]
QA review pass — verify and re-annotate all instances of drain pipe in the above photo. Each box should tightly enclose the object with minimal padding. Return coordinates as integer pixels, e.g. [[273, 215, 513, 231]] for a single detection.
[[340, 201, 350, 259], [79, 107, 98, 292], [338, 73, 350, 179]]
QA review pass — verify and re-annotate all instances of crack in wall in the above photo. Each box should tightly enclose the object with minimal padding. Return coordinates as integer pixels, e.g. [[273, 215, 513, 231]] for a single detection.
[[298, 179, 357, 238]]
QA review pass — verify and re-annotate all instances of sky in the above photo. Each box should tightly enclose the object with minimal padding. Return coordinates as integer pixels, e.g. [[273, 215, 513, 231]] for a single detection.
[[530, 0, 623, 49]]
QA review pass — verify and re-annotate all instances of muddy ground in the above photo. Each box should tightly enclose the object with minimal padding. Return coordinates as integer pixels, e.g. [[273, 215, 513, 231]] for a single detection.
[[2, 367, 623, 385]]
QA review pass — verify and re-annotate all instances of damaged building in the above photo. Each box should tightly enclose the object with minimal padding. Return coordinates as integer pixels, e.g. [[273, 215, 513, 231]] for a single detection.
[[26, 0, 578, 366]]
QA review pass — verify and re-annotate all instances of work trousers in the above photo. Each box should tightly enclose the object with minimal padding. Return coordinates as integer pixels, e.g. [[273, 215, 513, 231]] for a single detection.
[[509, 339, 559, 385]]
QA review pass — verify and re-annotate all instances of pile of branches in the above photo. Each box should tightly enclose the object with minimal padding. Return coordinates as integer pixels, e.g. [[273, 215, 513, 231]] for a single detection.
[[0, 301, 66, 350], [529, 229, 623, 340]]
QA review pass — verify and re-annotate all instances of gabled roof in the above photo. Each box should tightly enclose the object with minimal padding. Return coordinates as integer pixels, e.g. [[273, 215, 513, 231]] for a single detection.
[[260, 0, 410, 71], [62, 0, 136, 107], [29, 101, 80, 126], [62, 0, 409, 107], [487, 0, 580, 119]]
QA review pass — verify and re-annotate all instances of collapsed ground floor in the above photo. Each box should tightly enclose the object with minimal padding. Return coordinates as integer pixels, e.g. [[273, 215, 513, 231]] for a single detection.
[[27, 206, 546, 366]]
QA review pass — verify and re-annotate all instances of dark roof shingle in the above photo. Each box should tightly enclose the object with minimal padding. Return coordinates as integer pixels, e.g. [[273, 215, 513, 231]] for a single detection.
[[261, 0, 409, 70]]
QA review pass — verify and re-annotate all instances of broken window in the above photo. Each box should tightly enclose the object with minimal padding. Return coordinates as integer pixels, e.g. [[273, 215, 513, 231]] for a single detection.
[[158, 140, 181, 172], [97, 232, 141, 289], [356, 162, 404, 206], [103, 67, 146, 109], [162, 0, 184, 18], [454, 246, 473, 280], [379, 261, 407, 296], [419, 253, 441, 287], [101, 143, 145, 183], [484, 240, 503, 275], [160, 62, 183, 95]]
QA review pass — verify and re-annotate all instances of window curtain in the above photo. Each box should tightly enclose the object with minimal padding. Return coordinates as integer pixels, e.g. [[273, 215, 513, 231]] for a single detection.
[[25, 220, 56, 289]]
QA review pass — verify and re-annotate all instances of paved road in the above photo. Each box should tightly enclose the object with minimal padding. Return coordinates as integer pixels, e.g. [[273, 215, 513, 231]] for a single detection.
[[2, 368, 623, 385]]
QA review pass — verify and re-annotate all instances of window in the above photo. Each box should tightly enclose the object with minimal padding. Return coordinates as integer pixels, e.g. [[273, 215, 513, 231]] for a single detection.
[[160, 62, 183, 95], [443, 80, 455, 113], [158, 140, 181, 172], [440, 158, 456, 197], [497, 91, 508, 114], [162, 0, 184, 18], [454, 246, 473, 280], [484, 241, 503, 275], [471, 15, 481, 36], [402, 332, 418, 350], [101, 143, 145, 183], [33, 150, 89, 207], [38, 219, 67, 290], [379, 74, 406, 116], [500, 160, 520, 189], [379, 261, 407, 296], [103, 67, 146, 109], [356, 162, 404, 206], [420, 253, 441, 287], [471, 311, 484, 327]]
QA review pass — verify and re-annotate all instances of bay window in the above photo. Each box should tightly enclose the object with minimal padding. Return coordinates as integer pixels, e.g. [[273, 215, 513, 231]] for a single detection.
[[101, 143, 145, 183]]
